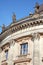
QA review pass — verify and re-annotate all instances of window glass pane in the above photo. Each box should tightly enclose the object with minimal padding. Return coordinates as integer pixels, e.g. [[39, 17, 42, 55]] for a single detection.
[[20, 43, 28, 55], [5, 50, 8, 60]]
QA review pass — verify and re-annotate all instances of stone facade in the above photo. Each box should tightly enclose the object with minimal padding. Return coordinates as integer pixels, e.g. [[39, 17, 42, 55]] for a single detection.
[[0, 3, 43, 65]]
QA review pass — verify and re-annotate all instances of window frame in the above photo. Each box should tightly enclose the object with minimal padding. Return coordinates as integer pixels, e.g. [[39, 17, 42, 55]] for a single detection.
[[20, 42, 28, 55], [5, 50, 8, 60]]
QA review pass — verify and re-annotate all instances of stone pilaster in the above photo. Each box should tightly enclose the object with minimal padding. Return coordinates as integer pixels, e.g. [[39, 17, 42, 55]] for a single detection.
[[31, 33, 40, 65], [8, 39, 15, 65]]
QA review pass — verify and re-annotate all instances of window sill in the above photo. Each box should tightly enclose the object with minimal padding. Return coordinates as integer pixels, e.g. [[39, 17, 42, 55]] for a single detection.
[[18, 53, 30, 57], [14, 58, 31, 63]]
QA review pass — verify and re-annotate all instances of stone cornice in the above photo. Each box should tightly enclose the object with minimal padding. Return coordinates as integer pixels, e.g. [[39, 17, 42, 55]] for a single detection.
[[0, 15, 43, 42], [1, 14, 43, 34], [0, 25, 43, 47]]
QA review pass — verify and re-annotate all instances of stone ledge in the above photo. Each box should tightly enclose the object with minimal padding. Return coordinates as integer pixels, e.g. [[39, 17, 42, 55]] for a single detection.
[[14, 58, 31, 63], [1, 61, 7, 65]]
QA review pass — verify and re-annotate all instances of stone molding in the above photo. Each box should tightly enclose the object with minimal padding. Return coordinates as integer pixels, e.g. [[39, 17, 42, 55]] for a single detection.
[[1, 62, 7, 65], [14, 58, 31, 63], [1, 25, 43, 47], [9, 39, 15, 47], [0, 18, 43, 42], [31, 33, 40, 41]]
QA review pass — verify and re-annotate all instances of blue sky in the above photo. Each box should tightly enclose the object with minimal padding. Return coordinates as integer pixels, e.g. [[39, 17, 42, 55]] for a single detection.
[[0, 0, 43, 32]]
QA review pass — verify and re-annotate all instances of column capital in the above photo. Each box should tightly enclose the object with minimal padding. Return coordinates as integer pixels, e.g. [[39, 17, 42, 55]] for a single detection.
[[9, 39, 15, 47], [31, 33, 40, 41]]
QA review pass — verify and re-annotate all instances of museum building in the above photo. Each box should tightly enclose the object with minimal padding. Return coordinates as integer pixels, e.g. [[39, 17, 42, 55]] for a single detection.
[[0, 3, 43, 65]]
